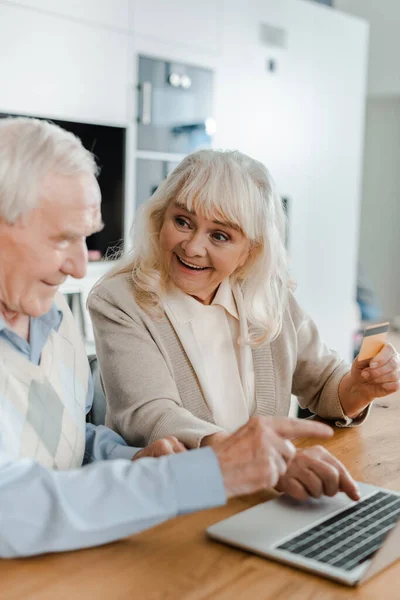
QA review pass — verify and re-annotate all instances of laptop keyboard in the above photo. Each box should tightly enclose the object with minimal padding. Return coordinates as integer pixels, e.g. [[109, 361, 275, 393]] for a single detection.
[[277, 491, 400, 572]]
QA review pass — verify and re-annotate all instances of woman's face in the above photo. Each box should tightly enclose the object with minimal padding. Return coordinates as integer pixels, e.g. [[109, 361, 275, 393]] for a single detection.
[[159, 200, 251, 304]]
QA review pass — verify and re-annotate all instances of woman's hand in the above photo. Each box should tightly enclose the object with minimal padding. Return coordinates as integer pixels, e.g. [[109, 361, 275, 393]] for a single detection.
[[339, 343, 400, 418], [275, 446, 360, 501], [132, 436, 186, 460]]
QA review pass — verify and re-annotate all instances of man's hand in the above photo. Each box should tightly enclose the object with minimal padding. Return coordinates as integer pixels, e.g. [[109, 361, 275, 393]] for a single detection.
[[275, 446, 360, 501], [132, 436, 186, 460], [213, 416, 334, 499], [340, 343, 400, 418], [200, 431, 229, 447]]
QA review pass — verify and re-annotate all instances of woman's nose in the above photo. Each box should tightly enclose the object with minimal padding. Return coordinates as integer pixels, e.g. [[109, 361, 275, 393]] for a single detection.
[[181, 231, 207, 257]]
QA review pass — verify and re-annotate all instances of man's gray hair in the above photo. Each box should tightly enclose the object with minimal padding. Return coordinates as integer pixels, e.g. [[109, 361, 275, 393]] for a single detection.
[[0, 117, 99, 223]]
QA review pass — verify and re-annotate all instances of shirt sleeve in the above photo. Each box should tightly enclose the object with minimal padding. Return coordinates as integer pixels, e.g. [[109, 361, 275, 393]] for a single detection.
[[0, 446, 226, 558], [84, 371, 141, 462]]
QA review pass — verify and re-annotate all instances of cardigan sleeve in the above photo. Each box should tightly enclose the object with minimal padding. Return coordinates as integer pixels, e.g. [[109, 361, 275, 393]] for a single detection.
[[88, 290, 224, 449], [289, 296, 369, 427]]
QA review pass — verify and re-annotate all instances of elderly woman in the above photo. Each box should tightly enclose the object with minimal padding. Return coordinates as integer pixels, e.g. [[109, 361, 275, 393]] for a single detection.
[[89, 149, 399, 502]]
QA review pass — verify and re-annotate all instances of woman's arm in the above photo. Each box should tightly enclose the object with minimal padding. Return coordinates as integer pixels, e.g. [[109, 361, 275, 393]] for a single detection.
[[88, 290, 224, 448], [338, 343, 399, 418], [289, 295, 367, 425]]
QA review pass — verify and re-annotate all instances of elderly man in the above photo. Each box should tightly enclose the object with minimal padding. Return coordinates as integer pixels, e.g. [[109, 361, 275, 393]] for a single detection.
[[0, 117, 338, 558]]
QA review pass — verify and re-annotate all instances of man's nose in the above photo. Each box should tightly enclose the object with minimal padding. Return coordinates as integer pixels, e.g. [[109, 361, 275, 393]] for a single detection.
[[61, 242, 88, 280]]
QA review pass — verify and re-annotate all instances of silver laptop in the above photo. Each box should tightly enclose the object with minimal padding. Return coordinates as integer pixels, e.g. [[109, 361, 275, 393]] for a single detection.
[[207, 482, 400, 586]]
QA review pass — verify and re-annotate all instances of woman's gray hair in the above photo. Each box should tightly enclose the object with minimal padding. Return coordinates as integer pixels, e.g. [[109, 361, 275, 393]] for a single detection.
[[108, 149, 294, 345], [0, 117, 98, 223]]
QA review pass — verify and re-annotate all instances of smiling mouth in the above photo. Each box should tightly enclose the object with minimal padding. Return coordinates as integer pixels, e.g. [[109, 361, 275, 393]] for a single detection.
[[176, 254, 210, 271]]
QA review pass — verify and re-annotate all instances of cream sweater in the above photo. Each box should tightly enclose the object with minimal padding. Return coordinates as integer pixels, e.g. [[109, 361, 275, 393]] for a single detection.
[[89, 273, 359, 449], [0, 293, 89, 469]]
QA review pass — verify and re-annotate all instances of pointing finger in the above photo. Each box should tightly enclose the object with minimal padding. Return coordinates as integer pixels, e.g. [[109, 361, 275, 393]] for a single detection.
[[271, 418, 334, 441]]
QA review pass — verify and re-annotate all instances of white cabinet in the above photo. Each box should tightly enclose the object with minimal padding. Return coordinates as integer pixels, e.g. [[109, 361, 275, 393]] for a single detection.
[[0, 2, 129, 124], [0, 0, 368, 358], [131, 0, 223, 56], [214, 0, 368, 358], [59, 262, 115, 346], [2, 0, 131, 31]]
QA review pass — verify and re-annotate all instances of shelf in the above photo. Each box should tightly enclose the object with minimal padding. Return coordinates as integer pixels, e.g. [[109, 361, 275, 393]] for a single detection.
[[135, 150, 187, 163], [59, 261, 116, 295]]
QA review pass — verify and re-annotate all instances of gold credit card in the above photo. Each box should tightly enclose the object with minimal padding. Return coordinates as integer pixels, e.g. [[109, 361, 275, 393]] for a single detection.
[[358, 322, 389, 362]]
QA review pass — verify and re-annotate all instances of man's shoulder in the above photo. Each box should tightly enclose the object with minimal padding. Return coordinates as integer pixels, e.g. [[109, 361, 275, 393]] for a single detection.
[[45, 293, 89, 386], [53, 291, 87, 342], [54, 291, 71, 314]]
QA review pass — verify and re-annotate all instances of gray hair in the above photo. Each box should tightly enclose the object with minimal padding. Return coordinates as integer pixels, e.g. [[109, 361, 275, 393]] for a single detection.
[[0, 117, 98, 223], [107, 149, 294, 345]]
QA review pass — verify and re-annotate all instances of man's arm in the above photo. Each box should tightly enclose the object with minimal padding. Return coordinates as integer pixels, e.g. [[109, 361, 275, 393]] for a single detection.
[[84, 422, 140, 462], [84, 370, 141, 462], [0, 447, 225, 558], [0, 416, 333, 558], [83, 371, 187, 462]]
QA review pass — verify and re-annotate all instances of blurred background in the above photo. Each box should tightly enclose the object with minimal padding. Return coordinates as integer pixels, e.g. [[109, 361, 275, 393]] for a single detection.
[[0, 0, 398, 360]]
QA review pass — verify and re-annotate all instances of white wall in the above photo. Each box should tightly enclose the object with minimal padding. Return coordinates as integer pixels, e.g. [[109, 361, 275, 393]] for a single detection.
[[359, 97, 400, 317], [0, 0, 369, 357], [335, 0, 400, 319], [131, 0, 222, 55], [2, 0, 131, 30], [336, 0, 400, 96], [215, 0, 368, 358]]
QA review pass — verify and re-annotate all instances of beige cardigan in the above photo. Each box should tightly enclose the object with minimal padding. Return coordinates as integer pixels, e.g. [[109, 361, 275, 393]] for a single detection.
[[88, 273, 359, 449]]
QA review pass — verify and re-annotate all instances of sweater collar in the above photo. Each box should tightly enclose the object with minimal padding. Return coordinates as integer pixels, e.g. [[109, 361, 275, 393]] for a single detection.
[[164, 278, 239, 324], [0, 302, 63, 365]]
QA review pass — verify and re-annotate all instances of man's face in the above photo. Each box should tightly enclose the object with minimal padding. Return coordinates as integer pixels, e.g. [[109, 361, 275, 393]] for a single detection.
[[0, 172, 102, 317]]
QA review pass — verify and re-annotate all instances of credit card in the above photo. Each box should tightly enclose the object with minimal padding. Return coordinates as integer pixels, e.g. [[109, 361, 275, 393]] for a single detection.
[[358, 322, 389, 361]]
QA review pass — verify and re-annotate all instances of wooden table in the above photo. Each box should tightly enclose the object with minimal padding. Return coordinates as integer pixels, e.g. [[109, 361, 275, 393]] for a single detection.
[[2, 397, 399, 600]]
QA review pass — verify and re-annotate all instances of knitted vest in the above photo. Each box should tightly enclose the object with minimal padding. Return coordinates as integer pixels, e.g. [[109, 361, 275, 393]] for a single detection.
[[0, 293, 89, 470]]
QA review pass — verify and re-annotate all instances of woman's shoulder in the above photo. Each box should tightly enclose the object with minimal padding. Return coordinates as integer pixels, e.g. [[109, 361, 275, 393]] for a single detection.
[[88, 271, 140, 314], [283, 291, 309, 332]]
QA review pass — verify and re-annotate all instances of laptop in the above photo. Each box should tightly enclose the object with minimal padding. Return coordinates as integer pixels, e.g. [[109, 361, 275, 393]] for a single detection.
[[207, 482, 400, 586]]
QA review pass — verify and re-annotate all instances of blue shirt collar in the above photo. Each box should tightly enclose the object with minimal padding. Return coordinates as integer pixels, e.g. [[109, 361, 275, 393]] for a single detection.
[[0, 302, 63, 365]]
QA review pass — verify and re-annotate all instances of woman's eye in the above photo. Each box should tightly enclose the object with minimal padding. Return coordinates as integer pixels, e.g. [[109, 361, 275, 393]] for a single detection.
[[174, 216, 190, 228], [212, 232, 229, 242]]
